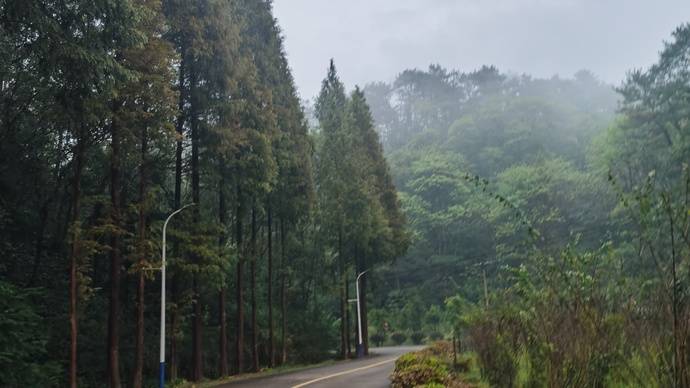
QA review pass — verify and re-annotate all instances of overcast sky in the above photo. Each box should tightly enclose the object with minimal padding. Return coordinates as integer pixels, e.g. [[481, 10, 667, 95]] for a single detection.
[[272, 0, 690, 99]]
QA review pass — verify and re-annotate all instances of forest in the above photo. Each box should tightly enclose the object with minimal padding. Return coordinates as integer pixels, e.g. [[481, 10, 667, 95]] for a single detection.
[[1, 1, 690, 388], [0, 1, 406, 387], [364, 25, 690, 388]]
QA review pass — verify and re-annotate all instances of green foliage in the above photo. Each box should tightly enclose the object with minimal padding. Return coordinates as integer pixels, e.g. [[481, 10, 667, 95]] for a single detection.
[[391, 342, 481, 388], [288, 307, 338, 364], [372, 23, 690, 388], [0, 281, 60, 387], [365, 63, 619, 322], [411, 331, 426, 345], [429, 332, 444, 341], [1, 1, 399, 385], [2, 1, 689, 385], [370, 332, 386, 347], [391, 332, 407, 345], [391, 353, 450, 388]]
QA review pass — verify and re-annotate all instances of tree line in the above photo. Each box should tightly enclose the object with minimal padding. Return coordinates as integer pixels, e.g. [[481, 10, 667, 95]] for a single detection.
[[363, 24, 690, 387], [0, 1, 407, 387]]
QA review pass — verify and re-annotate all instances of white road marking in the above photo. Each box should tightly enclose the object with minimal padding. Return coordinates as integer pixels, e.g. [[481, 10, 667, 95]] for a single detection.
[[290, 357, 398, 388]]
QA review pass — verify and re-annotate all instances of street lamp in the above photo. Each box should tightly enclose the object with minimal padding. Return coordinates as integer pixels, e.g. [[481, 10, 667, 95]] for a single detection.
[[160, 203, 194, 388], [355, 270, 368, 358]]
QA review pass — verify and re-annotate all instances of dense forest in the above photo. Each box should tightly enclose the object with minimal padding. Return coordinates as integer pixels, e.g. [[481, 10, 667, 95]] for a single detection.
[[364, 25, 690, 387], [2, 1, 690, 387], [0, 1, 406, 387]]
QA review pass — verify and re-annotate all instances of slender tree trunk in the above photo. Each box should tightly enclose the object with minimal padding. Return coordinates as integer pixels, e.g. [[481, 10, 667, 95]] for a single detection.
[[169, 259, 181, 376], [345, 276, 351, 358], [170, 290, 179, 381], [69, 132, 85, 388], [218, 183, 228, 377], [361, 273, 369, 355], [236, 187, 244, 374], [108, 112, 122, 388], [338, 229, 346, 359], [170, 49, 186, 383], [190, 67, 203, 382], [192, 274, 203, 381], [133, 127, 148, 388], [267, 203, 274, 368], [219, 287, 228, 375], [250, 206, 259, 372], [280, 218, 287, 364]]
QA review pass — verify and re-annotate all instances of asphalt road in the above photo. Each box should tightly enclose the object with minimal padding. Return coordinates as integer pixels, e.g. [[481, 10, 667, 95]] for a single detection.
[[219, 346, 421, 388]]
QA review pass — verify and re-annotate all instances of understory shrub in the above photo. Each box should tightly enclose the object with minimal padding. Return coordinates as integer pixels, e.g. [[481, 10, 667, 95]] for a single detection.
[[391, 352, 449, 388], [460, 246, 676, 387], [411, 331, 425, 345], [371, 332, 386, 347], [428, 331, 444, 341], [391, 332, 407, 345], [391, 342, 479, 388]]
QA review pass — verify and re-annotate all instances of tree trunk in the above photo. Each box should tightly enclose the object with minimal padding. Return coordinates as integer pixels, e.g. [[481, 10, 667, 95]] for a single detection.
[[69, 132, 84, 388], [133, 127, 148, 388], [345, 276, 351, 358], [250, 206, 259, 372], [338, 229, 346, 359], [108, 111, 122, 388], [170, 294, 179, 381], [170, 47, 186, 383], [361, 274, 369, 355], [218, 184, 228, 377], [236, 187, 244, 374], [190, 66, 203, 382], [267, 203, 274, 368], [219, 288, 228, 375], [280, 218, 287, 364], [192, 277, 203, 381]]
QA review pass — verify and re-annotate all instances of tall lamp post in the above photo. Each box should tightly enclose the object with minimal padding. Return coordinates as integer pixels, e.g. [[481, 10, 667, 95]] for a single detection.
[[355, 270, 368, 358], [160, 204, 194, 388]]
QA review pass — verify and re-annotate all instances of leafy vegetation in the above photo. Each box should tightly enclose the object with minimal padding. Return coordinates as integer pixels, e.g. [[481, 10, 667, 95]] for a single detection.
[[2, 0, 689, 386], [390, 342, 483, 388], [0, 1, 405, 387], [368, 23, 690, 388]]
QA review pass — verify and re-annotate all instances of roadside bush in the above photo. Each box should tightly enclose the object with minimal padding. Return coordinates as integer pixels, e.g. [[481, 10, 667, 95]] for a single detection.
[[391, 332, 407, 345], [391, 342, 479, 388], [428, 331, 444, 341], [288, 305, 338, 363], [371, 332, 386, 347], [461, 247, 646, 387], [468, 318, 517, 387], [391, 353, 449, 388], [411, 331, 425, 345]]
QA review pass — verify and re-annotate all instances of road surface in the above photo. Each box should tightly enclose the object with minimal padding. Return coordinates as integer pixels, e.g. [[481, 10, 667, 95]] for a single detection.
[[219, 346, 421, 388]]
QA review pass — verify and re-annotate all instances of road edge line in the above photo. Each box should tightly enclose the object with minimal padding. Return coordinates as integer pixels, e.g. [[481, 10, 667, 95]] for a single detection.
[[290, 357, 398, 388]]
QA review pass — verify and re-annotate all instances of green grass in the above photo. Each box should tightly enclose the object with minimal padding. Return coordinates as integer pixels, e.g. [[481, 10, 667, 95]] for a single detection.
[[456, 352, 490, 388]]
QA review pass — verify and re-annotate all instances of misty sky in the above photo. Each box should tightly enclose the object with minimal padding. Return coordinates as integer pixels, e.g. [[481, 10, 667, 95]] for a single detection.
[[272, 0, 690, 99]]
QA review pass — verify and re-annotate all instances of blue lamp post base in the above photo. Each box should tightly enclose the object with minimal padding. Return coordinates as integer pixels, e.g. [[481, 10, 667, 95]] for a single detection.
[[159, 362, 165, 388]]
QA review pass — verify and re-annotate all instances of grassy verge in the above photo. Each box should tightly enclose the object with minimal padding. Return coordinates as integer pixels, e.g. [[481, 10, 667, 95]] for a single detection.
[[390, 341, 488, 388], [171, 359, 339, 388]]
